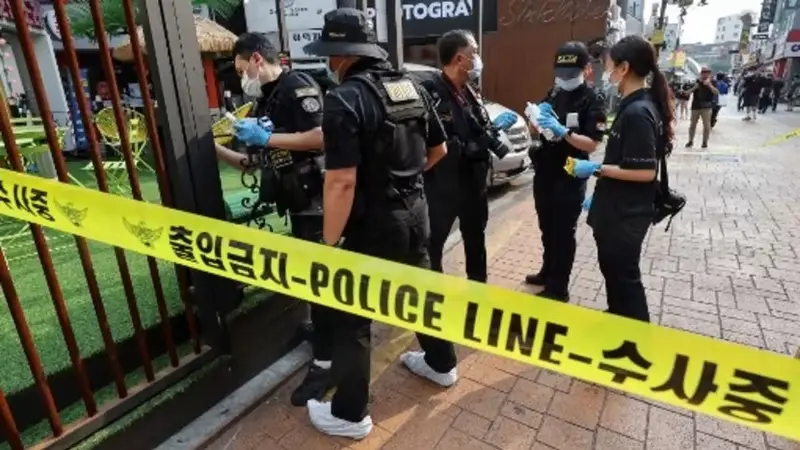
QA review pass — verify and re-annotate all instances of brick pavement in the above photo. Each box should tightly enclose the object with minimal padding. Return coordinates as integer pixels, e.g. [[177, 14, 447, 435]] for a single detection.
[[205, 107, 800, 450]]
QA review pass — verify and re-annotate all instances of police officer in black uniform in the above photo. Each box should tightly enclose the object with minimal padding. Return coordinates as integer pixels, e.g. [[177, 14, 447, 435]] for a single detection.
[[525, 42, 607, 302], [302, 8, 448, 440], [215, 33, 334, 407], [412, 30, 517, 284]]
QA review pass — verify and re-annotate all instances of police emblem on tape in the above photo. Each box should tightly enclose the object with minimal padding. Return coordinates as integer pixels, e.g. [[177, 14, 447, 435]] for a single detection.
[[301, 97, 321, 113], [123, 218, 164, 248], [54, 199, 88, 227]]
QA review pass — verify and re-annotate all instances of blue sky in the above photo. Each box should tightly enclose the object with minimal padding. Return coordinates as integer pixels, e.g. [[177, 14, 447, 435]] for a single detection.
[[643, 0, 764, 44]]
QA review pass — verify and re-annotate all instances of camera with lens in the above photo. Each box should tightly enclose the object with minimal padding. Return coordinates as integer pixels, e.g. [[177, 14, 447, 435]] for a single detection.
[[476, 129, 511, 160], [462, 119, 512, 160]]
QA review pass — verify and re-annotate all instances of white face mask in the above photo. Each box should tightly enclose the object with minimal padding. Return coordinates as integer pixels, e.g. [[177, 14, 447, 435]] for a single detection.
[[602, 70, 621, 92], [470, 55, 483, 80], [241, 71, 263, 98], [555, 75, 584, 91], [326, 58, 344, 84]]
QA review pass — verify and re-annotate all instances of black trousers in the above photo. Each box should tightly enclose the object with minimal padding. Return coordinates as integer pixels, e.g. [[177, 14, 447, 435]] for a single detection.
[[772, 93, 780, 111], [426, 160, 490, 282], [592, 216, 651, 322], [711, 104, 721, 127], [532, 173, 585, 297], [737, 94, 745, 110], [329, 194, 456, 423], [291, 212, 335, 362]]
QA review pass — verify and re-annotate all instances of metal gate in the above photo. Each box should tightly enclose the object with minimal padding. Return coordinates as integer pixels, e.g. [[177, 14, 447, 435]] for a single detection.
[[0, 0, 236, 448]]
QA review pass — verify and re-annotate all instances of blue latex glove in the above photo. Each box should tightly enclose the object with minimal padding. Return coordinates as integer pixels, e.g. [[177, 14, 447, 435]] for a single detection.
[[582, 195, 592, 211], [233, 117, 273, 146], [572, 160, 601, 179], [538, 103, 556, 119], [537, 115, 568, 139], [492, 111, 518, 131]]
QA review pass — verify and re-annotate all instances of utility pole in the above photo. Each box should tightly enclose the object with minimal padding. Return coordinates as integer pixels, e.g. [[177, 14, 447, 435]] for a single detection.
[[386, 0, 404, 70], [472, 0, 484, 89], [655, 0, 668, 58]]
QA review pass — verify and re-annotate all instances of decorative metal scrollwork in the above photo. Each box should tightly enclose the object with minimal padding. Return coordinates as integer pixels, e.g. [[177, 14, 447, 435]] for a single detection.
[[238, 149, 274, 232]]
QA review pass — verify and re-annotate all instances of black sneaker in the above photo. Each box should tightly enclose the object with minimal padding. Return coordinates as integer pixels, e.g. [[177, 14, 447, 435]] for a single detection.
[[701, 142, 708, 149], [290, 364, 333, 407], [538, 290, 569, 303], [524, 272, 547, 286], [685, 141, 693, 148]]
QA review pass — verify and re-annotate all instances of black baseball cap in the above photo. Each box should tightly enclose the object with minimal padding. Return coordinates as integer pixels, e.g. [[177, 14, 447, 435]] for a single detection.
[[554, 41, 590, 79], [303, 8, 388, 60]]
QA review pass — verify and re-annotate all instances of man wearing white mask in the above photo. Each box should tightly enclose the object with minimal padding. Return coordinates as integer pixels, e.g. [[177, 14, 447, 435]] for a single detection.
[[524, 41, 607, 302], [214, 33, 335, 408], [414, 29, 516, 289]]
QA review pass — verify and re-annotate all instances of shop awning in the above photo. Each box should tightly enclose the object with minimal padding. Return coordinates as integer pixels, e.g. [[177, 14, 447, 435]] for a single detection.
[[112, 16, 237, 62]]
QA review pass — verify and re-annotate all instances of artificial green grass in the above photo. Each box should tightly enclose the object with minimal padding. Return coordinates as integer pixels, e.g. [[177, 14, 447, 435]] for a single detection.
[[0, 159, 289, 399]]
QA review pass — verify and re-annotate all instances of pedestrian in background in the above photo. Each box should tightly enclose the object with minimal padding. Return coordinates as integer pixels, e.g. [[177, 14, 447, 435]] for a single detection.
[[573, 35, 670, 322], [684, 67, 717, 149], [771, 74, 785, 112], [710, 72, 729, 128], [741, 72, 761, 120]]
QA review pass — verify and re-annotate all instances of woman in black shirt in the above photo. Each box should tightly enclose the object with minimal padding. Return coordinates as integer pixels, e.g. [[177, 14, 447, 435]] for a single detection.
[[570, 35, 673, 322]]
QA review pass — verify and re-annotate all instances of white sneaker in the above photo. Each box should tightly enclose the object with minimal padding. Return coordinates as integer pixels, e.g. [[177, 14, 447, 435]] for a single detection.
[[307, 399, 373, 440], [400, 351, 458, 387]]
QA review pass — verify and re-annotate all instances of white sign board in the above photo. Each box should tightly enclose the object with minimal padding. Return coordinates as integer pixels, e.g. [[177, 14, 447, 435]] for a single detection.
[[244, 0, 337, 33], [288, 29, 323, 59], [785, 42, 800, 58]]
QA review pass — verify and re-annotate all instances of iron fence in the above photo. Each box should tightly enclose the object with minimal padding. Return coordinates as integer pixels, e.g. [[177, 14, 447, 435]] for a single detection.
[[0, 0, 230, 448]]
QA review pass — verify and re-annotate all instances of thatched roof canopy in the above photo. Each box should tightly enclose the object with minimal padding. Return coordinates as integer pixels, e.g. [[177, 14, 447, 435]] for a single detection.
[[112, 16, 237, 61]]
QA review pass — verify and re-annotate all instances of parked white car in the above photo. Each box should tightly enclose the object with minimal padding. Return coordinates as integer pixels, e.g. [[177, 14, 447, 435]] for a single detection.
[[403, 63, 536, 187]]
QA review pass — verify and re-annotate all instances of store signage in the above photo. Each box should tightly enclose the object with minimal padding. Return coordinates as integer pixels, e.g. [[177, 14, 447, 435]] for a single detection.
[[758, 0, 777, 29], [366, 0, 497, 40], [0, 0, 43, 28], [785, 42, 800, 57], [244, 0, 336, 34], [288, 29, 322, 59]]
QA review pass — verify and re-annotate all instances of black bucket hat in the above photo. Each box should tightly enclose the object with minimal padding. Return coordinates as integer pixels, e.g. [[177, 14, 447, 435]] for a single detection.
[[303, 8, 388, 60]]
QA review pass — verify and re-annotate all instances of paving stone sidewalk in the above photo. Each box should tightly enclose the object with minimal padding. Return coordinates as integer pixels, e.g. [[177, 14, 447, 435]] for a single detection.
[[206, 107, 800, 450]]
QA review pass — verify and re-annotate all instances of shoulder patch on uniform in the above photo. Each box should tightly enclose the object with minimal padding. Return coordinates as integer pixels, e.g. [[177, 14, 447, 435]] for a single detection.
[[382, 79, 419, 102], [301, 97, 321, 113], [294, 87, 319, 98]]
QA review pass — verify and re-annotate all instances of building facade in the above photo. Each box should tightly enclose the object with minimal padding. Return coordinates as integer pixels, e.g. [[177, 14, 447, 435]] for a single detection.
[[715, 13, 748, 43]]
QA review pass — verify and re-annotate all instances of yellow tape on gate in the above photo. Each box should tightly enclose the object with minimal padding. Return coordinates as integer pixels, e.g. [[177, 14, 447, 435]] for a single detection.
[[0, 168, 799, 442]]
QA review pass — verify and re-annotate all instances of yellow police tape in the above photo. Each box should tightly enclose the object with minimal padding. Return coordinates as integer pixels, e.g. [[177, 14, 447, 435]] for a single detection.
[[763, 127, 800, 147], [0, 168, 798, 441]]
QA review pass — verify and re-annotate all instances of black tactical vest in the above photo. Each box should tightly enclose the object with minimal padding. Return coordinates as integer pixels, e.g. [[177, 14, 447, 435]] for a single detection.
[[350, 70, 429, 203], [247, 72, 323, 217]]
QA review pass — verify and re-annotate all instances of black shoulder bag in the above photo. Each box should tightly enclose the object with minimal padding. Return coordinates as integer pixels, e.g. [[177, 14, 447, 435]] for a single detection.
[[653, 131, 686, 231]]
